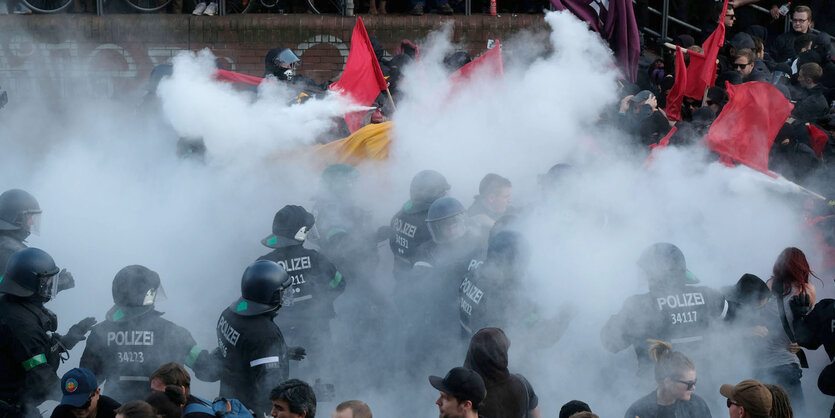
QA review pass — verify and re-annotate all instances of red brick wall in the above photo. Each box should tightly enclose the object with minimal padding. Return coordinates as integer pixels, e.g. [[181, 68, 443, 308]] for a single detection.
[[0, 14, 547, 97]]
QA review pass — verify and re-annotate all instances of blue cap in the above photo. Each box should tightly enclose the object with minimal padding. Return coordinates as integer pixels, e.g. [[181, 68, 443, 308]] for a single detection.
[[60, 368, 97, 407]]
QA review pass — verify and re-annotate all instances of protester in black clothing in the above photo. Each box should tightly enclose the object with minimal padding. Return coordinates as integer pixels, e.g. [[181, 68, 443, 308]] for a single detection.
[[50, 368, 120, 418], [772, 6, 815, 63], [80, 265, 219, 403], [258, 205, 345, 381], [389, 170, 450, 280], [0, 248, 96, 418], [624, 340, 712, 418], [463, 328, 541, 418], [601, 243, 726, 375], [149, 363, 214, 418], [216, 260, 305, 417]]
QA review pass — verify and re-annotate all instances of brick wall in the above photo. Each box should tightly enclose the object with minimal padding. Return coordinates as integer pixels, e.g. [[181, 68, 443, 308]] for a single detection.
[[0, 14, 548, 97]]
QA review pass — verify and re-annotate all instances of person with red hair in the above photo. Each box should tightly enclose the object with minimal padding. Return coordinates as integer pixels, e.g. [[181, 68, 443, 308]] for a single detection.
[[757, 247, 818, 416]]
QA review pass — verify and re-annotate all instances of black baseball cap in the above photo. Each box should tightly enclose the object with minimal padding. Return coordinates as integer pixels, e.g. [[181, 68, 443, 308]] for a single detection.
[[429, 367, 486, 407]]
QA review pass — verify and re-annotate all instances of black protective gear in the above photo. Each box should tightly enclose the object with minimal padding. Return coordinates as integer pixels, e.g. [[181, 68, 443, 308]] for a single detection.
[[60, 317, 96, 350], [261, 205, 316, 249], [409, 170, 450, 205], [426, 197, 467, 244], [265, 47, 301, 81], [232, 260, 292, 317], [0, 189, 40, 233], [790, 293, 812, 318], [0, 248, 59, 301], [109, 265, 164, 321], [56, 269, 75, 293], [0, 297, 63, 409], [637, 242, 699, 287], [289, 346, 307, 361], [216, 307, 289, 417]]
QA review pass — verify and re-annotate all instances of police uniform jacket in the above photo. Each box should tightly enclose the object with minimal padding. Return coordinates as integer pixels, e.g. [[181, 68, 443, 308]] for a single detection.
[[0, 296, 62, 410], [795, 298, 835, 359], [216, 307, 288, 417], [0, 233, 26, 275], [80, 309, 216, 403], [389, 200, 433, 279], [601, 283, 726, 371], [258, 245, 345, 321]]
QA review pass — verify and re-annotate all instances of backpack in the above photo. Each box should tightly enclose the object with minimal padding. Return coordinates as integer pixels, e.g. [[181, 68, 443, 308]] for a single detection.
[[183, 396, 254, 418]]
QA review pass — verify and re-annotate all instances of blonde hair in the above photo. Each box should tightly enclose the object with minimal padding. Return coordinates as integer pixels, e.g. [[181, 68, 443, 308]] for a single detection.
[[648, 340, 695, 384]]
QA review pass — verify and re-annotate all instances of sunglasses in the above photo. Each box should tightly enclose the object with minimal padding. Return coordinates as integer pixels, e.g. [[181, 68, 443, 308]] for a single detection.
[[727, 399, 739, 408], [675, 379, 697, 390], [726, 14, 736, 19], [733, 62, 751, 69], [792, 18, 808, 23]]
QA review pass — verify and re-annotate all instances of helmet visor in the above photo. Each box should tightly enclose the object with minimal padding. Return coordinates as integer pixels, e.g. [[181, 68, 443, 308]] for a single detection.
[[427, 213, 467, 244], [27, 212, 41, 236], [142, 284, 167, 306], [38, 273, 59, 301]]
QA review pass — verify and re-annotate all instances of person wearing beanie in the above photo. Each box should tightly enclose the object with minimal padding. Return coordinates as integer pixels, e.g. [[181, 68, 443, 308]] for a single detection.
[[720, 379, 773, 418]]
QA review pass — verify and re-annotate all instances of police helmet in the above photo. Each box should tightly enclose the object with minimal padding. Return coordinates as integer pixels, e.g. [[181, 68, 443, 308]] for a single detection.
[[0, 189, 42, 233], [426, 197, 467, 244], [409, 170, 450, 206], [0, 247, 60, 301], [231, 260, 293, 316], [106, 265, 167, 321], [637, 242, 699, 285], [265, 48, 301, 81], [486, 230, 529, 271], [261, 205, 317, 249]]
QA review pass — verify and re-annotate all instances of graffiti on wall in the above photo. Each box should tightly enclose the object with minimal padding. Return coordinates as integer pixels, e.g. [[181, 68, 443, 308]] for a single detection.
[[0, 32, 348, 99]]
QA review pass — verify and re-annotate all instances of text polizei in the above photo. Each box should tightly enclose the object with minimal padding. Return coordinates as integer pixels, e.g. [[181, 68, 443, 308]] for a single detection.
[[460, 277, 484, 316], [218, 316, 240, 347], [106, 331, 154, 347], [656, 292, 706, 310]]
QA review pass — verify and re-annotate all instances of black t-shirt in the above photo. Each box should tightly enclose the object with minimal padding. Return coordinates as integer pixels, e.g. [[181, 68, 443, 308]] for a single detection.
[[50, 395, 120, 418], [624, 391, 712, 418]]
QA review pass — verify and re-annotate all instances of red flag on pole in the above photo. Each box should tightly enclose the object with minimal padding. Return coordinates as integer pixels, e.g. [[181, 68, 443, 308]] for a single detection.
[[705, 81, 794, 177], [664, 47, 687, 122], [683, 0, 727, 100], [330, 16, 389, 133], [448, 41, 504, 85], [643, 126, 678, 168], [215, 69, 264, 86]]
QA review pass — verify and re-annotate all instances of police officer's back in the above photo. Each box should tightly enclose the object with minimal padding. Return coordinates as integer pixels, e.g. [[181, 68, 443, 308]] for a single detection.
[[601, 243, 726, 374], [389, 170, 450, 280], [216, 260, 304, 417], [80, 265, 219, 403], [0, 248, 95, 417]]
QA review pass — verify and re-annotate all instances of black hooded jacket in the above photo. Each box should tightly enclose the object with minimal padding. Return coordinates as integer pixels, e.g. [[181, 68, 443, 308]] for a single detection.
[[463, 328, 538, 418]]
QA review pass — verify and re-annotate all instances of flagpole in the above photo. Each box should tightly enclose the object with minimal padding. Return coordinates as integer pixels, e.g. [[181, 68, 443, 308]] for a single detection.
[[385, 88, 397, 111]]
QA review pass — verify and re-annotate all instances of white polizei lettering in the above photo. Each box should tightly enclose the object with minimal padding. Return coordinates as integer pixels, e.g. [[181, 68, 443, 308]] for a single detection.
[[106, 331, 154, 346], [392, 218, 417, 238], [467, 259, 483, 271], [460, 279, 484, 304], [217, 316, 240, 346], [656, 292, 706, 310], [277, 256, 311, 273], [250, 356, 280, 367]]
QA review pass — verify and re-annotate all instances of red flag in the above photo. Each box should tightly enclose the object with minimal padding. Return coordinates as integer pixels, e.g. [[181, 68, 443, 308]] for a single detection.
[[215, 69, 264, 86], [664, 47, 687, 122], [449, 41, 504, 86], [683, 0, 727, 100], [643, 126, 678, 168], [807, 124, 829, 158], [706, 81, 794, 176], [329, 16, 389, 133]]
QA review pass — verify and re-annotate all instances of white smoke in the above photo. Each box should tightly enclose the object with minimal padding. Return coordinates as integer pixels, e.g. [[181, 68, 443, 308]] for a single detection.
[[0, 9, 832, 417]]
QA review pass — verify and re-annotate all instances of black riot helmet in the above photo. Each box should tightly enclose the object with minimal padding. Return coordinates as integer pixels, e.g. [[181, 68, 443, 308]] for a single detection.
[[107, 265, 167, 321], [261, 205, 317, 249], [0, 189, 42, 235], [265, 47, 301, 81], [0, 247, 60, 301], [231, 260, 293, 316], [409, 170, 450, 206], [637, 242, 699, 288], [486, 230, 530, 274], [426, 197, 467, 244]]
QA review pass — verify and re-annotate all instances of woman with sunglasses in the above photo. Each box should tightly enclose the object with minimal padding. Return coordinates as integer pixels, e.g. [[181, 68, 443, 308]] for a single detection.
[[624, 340, 712, 418]]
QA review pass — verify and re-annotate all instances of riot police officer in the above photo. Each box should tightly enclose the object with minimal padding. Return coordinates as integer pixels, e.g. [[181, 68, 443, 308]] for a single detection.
[[80, 265, 219, 402], [389, 170, 450, 280], [0, 189, 74, 293], [216, 260, 304, 417], [258, 205, 345, 380], [264, 47, 326, 95], [0, 248, 96, 417], [601, 243, 727, 375]]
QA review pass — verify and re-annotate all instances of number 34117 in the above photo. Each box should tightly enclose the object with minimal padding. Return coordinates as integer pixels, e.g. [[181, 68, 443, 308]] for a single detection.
[[671, 311, 698, 325]]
